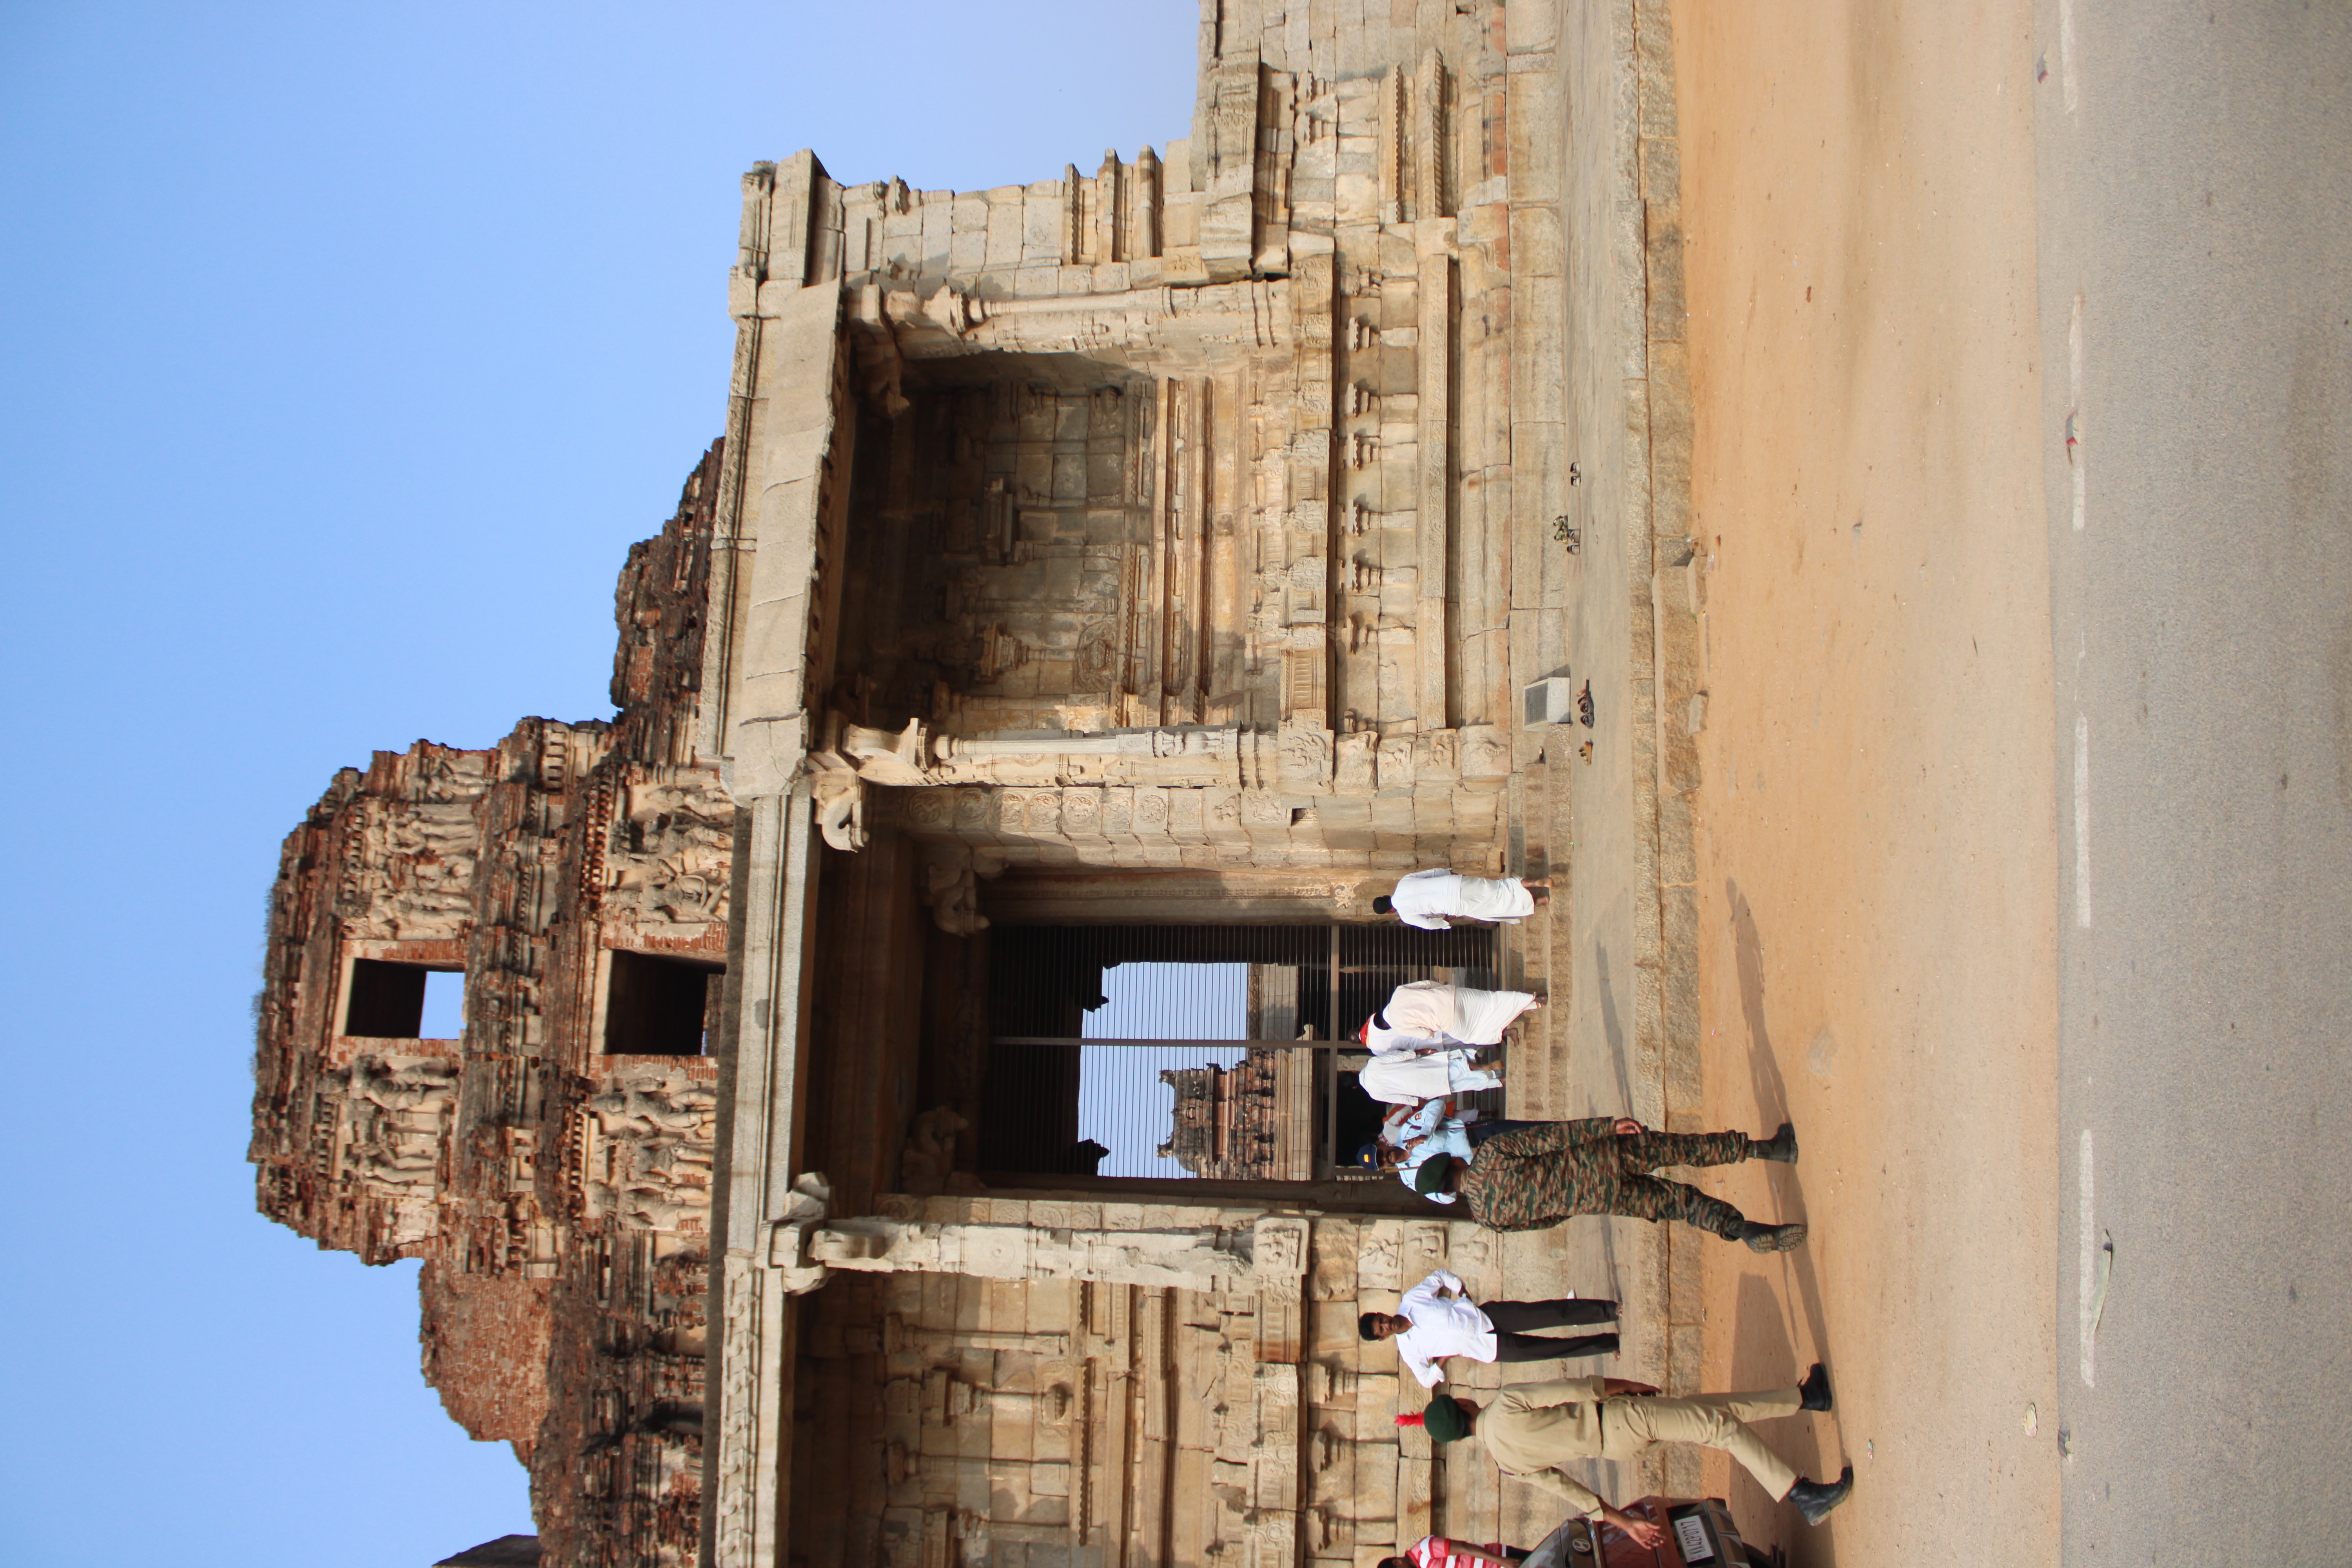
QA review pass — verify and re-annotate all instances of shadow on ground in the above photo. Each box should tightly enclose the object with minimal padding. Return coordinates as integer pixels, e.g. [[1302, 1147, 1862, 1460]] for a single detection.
[[1729, 878, 1850, 1564]]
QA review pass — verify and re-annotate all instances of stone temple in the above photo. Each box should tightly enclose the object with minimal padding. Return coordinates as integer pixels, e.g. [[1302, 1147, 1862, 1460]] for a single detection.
[[249, 4, 1646, 1565]]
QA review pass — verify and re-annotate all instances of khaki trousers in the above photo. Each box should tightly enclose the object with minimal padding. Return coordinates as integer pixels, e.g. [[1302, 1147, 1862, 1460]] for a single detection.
[[1600, 1387, 1805, 1500]]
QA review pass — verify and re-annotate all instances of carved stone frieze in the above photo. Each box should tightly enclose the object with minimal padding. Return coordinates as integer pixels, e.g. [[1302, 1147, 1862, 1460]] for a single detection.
[[780, 1196, 1316, 1302], [579, 1069, 718, 1233], [1458, 722, 1511, 780], [606, 773, 733, 929], [1277, 718, 1334, 794]]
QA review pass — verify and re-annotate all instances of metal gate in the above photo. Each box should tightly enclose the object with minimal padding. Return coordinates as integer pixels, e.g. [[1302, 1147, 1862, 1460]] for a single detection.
[[976, 924, 1502, 1181]]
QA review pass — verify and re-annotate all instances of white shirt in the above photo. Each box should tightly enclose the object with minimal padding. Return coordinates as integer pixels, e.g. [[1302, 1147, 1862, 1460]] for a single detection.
[[1389, 868, 1466, 929], [1391, 1269, 1495, 1387], [1388, 869, 1537, 929], [1374, 980, 1536, 1049], [1365, 1020, 1465, 1055], [1357, 1050, 1501, 1105], [1365, 984, 1475, 1054], [1394, 1120, 1477, 1205], [1379, 1097, 1462, 1148]]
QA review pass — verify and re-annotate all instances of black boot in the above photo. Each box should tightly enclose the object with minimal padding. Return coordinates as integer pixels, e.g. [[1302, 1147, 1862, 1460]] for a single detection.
[[1798, 1362, 1832, 1412], [1739, 1220, 1809, 1253], [1788, 1465, 1853, 1524], [1748, 1122, 1798, 1163]]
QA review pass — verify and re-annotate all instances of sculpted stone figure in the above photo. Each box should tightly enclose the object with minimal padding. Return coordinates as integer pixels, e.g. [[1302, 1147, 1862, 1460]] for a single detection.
[[896, 1106, 971, 1197], [353, 1119, 437, 1186], [357, 1061, 456, 1114], [806, 759, 867, 852], [841, 717, 931, 786], [590, 1082, 716, 1142], [918, 849, 1002, 937], [618, 1187, 708, 1233]]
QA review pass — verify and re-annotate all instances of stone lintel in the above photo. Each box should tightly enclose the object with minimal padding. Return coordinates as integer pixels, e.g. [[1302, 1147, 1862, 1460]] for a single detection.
[[800, 1208, 1311, 1297]]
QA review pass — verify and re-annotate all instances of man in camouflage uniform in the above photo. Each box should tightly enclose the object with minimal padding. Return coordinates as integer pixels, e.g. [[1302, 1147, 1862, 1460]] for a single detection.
[[1444, 1117, 1808, 1251]]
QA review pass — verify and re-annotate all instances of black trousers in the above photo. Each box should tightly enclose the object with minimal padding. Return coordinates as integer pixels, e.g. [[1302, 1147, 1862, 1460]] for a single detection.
[[1464, 1118, 1551, 1148], [1481, 1297, 1619, 1361]]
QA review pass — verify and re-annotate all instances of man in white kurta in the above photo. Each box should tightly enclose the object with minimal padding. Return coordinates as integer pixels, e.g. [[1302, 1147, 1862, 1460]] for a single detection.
[[1357, 1050, 1500, 1105], [1364, 979, 1542, 1051], [1376, 869, 1549, 929]]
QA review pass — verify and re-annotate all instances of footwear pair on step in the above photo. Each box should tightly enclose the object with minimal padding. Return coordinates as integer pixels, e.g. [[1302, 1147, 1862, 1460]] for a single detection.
[[1785, 1364, 1853, 1525]]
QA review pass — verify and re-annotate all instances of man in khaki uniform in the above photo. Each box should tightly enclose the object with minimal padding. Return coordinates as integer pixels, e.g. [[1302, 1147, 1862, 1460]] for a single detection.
[[1408, 1368, 1852, 1547]]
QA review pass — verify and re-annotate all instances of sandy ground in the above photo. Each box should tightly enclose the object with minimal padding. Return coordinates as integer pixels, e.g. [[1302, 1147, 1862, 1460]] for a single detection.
[[1665, 3, 2065, 1562]]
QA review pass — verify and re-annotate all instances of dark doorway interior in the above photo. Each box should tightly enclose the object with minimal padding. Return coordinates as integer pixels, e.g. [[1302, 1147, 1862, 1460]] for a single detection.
[[1332, 1070, 1388, 1160], [344, 958, 437, 1037], [603, 951, 725, 1056]]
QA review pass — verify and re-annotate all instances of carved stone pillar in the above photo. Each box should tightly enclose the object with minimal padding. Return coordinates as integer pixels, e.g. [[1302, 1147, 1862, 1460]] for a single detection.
[[927, 723, 1283, 789], [775, 1190, 1310, 1299], [977, 864, 1377, 926], [806, 1212, 1298, 1295], [880, 1317, 1071, 1359]]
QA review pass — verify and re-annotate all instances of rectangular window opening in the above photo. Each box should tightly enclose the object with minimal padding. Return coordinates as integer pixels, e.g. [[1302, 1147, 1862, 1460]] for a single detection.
[[343, 958, 454, 1038], [602, 951, 725, 1056]]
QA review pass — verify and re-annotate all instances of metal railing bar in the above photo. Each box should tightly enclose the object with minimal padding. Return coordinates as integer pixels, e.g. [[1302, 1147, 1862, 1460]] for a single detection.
[[1320, 922, 1341, 1179], [994, 1036, 1331, 1050]]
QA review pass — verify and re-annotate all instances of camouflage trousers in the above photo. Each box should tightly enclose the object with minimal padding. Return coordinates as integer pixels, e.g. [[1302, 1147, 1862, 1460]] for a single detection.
[[1459, 1120, 1753, 1236]]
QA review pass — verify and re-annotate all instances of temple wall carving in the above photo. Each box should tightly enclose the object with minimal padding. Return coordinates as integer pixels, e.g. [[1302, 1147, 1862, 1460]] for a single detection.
[[703, 2, 1539, 913], [786, 1194, 1516, 1568]]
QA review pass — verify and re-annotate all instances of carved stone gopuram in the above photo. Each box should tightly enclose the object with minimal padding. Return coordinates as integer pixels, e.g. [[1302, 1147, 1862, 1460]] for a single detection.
[[253, 5, 1586, 1566]]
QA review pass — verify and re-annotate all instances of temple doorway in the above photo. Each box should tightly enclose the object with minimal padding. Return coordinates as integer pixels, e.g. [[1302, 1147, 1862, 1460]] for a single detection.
[[975, 924, 1501, 1182]]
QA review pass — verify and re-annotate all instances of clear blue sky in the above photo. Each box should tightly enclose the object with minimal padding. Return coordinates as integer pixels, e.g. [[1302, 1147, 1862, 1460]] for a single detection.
[[0, 4, 1195, 1564], [1081, 964, 1247, 1176]]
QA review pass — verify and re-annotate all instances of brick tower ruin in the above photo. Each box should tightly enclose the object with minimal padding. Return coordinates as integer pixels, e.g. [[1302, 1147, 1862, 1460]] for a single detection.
[[251, 446, 734, 1567]]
